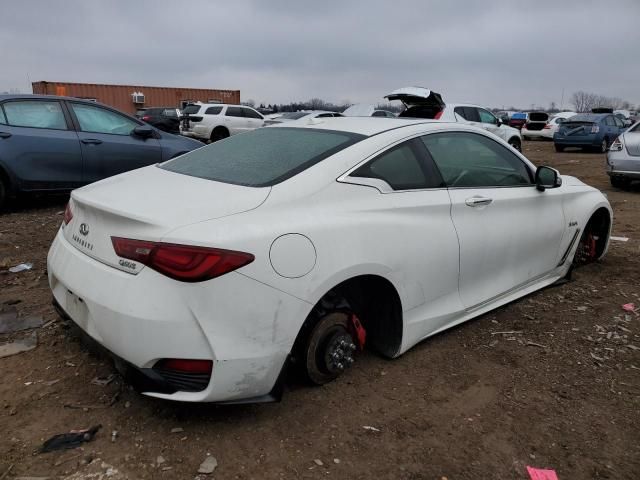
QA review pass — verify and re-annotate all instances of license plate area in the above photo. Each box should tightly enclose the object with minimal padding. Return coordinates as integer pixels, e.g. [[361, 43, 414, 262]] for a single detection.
[[65, 289, 89, 330]]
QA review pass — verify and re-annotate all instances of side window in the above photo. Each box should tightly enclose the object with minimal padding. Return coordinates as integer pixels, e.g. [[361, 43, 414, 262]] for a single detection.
[[613, 116, 624, 128], [454, 106, 480, 122], [605, 116, 616, 127], [333, 113, 344, 117], [478, 108, 497, 125], [317, 113, 333, 118], [71, 103, 138, 135], [371, 110, 386, 117], [226, 107, 243, 117], [242, 108, 263, 119], [162, 109, 178, 117], [0, 106, 6, 124], [351, 140, 441, 190], [421, 132, 533, 188], [205, 106, 223, 115], [3, 101, 67, 130]]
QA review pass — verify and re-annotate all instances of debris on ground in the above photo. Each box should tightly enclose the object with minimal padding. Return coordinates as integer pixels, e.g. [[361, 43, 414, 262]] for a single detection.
[[39, 425, 102, 453], [362, 425, 381, 432], [170, 427, 184, 433], [91, 374, 116, 387], [622, 303, 637, 314], [0, 304, 43, 334], [610, 236, 629, 242], [197, 455, 218, 474], [0, 331, 37, 358], [313, 459, 323, 466], [8, 262, 33, 273], [526, 465, 559, 480]]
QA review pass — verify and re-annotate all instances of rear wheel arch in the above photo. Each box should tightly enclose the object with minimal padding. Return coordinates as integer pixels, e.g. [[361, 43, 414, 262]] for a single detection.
[[210, 125, 230, 142], [508, 136, 521, 151], [573, 207, 611, 267], [292, 274, 404, 371]]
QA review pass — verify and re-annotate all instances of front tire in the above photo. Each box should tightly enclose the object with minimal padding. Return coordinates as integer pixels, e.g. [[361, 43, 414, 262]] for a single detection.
[[554, 144, 564, 152], [610, 176, 629, 189], [0, 178, 7, 211], [508, 138, 521, 152]]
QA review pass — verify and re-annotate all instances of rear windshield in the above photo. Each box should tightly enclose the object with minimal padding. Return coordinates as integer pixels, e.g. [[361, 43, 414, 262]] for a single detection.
[[280, 112, 309, 120], [182, 105, 201, 115], [160, 127, 364, 187], [565, 114, 598, 123]]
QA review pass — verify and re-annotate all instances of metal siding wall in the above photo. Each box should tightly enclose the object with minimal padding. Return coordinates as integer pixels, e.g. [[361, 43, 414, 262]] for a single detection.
[[31, 82, 241, 114]]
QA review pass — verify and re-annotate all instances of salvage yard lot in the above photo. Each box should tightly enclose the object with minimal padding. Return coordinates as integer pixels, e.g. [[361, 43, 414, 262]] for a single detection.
[[1, 142, 639, 479]]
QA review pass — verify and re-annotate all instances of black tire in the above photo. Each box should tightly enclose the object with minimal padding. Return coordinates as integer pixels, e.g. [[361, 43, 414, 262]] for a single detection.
[[302, 312, 355, 385], [0, 177, 6, 212], [508, 138, 521, 152], [610, 176, 629, 189], [554, 144, 564, 153], [522, 135, 530, 141], [599, 137, 609, 153], [210, 127, 229, 143]]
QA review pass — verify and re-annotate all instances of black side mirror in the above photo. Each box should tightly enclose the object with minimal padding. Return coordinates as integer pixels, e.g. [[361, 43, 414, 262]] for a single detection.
[[133, 125, 154, 138], [496, 118, 503, 126], [535, 166, 562, 192]]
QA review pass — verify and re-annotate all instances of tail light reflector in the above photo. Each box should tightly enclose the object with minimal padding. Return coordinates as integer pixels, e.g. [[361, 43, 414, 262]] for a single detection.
[[63, 202, 73, 225], [155, 358, 213, 374], [434, 110, 444, 120], [111, 237, 254, 282], [609, 138, 623, 151], [543, 124, 551, 129], [142, 115, 151, 121]]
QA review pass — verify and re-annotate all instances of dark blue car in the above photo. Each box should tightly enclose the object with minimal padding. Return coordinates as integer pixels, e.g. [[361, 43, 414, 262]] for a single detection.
[[0, 95, 203, 208], [553, 113, 627, 153]]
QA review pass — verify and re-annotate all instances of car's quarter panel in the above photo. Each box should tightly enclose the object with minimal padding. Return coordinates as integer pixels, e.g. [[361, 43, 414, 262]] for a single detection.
[[48, 229, 308, 402], [448, 185, 565, 308]]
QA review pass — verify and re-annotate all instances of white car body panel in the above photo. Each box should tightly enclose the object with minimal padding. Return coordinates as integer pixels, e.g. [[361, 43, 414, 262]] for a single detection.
[[47, 118, 612, 402]]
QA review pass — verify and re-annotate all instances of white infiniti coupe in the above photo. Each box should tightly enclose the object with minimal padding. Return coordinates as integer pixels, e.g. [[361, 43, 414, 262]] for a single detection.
[[47, 118, 612, 403]]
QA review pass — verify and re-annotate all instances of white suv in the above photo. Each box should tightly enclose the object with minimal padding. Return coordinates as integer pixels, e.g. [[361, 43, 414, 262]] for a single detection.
[[386, 87, 522, 151], [180, 103, 265, 142]]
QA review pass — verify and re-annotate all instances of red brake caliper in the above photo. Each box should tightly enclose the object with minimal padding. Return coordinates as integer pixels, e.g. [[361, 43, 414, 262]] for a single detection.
[[349, 314, 366, 351]]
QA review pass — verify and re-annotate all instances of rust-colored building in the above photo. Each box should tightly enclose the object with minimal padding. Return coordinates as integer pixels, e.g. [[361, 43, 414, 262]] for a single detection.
[[31, 81, 241, 115]]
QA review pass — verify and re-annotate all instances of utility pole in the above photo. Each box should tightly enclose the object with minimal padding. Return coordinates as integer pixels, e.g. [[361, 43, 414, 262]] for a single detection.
[[560, 88, 565, 110]]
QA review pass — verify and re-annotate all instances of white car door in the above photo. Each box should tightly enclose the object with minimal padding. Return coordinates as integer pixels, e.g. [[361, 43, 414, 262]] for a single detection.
[[241, 107, 264, 131], [420, 131, 565, 309], [224, 106, 250, 135], [345, 138, 461, 340], [477, 108, 504, 140]]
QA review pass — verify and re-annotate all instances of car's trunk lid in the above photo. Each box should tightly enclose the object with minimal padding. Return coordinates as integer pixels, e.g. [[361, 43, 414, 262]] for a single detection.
[[384, 87, 445, 108], [63, 166, 270, 274], [559, 121, 594, 136], [623, 132, 640, 156]]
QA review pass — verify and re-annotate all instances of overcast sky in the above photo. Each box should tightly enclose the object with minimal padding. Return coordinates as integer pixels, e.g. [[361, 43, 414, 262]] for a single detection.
[[1, 1, 638, 109]]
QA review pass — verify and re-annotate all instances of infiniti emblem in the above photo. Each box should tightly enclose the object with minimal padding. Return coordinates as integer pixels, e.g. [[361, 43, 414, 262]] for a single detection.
[[79, 223, 90, 236]]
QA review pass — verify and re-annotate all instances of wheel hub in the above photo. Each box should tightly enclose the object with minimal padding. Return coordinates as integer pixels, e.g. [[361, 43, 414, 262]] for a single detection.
[[323, 331, 356, 374]]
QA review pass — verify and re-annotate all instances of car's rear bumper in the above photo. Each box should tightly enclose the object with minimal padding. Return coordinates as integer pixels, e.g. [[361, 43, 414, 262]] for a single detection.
[[522, 129, 546, 138], [553, 136, 600, 147], [47, 228, 308, 402]]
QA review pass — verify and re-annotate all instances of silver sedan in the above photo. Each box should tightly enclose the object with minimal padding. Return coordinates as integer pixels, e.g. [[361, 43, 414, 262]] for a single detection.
[[607, 122, 640, 188]]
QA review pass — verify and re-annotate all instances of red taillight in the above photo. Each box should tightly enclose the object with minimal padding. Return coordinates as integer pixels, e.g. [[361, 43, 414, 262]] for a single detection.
[[63, 202, 73, 225], [142, 115, 151, 121], [111, 237, 254, 282], [155, 358, 213, 374], [543, 124, 551, 129], [434, 110, 444, 120]]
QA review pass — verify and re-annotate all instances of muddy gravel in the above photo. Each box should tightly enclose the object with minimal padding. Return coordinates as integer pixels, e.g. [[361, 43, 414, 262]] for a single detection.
[[1, 141, 639, 479]]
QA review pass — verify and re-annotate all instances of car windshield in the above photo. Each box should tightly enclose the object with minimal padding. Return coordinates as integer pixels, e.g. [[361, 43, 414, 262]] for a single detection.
[[280, 112, 309, 120], [160, 127, 364, 187]]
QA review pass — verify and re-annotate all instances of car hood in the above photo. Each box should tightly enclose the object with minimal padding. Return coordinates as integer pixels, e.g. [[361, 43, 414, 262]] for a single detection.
[[384, 87, 445, 108], [342, 104, 375, 117]]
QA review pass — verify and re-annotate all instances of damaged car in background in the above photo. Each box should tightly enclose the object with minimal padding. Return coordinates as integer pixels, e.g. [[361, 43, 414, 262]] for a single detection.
[[48, 117, 611, 403], [385, 87, 523, 151]]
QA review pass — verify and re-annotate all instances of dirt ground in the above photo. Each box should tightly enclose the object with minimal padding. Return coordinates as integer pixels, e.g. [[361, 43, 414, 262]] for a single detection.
[[1, 141, 639, 480]]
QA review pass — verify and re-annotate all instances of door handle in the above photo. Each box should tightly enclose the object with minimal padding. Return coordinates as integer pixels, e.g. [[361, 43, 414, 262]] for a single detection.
[[81, 138, 103, 145], [0, 132, 11, 139], [465, 196, 493, 207]]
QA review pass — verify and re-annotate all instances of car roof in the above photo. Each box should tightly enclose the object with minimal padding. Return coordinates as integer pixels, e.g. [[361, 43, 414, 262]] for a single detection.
[[0, 93, 107, 103], [271, 116, 451, 136]]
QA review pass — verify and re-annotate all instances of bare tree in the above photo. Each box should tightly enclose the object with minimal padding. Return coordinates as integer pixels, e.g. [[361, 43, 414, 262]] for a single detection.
[[308, 98, 328, 110], [241, 99, 256, 108]]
